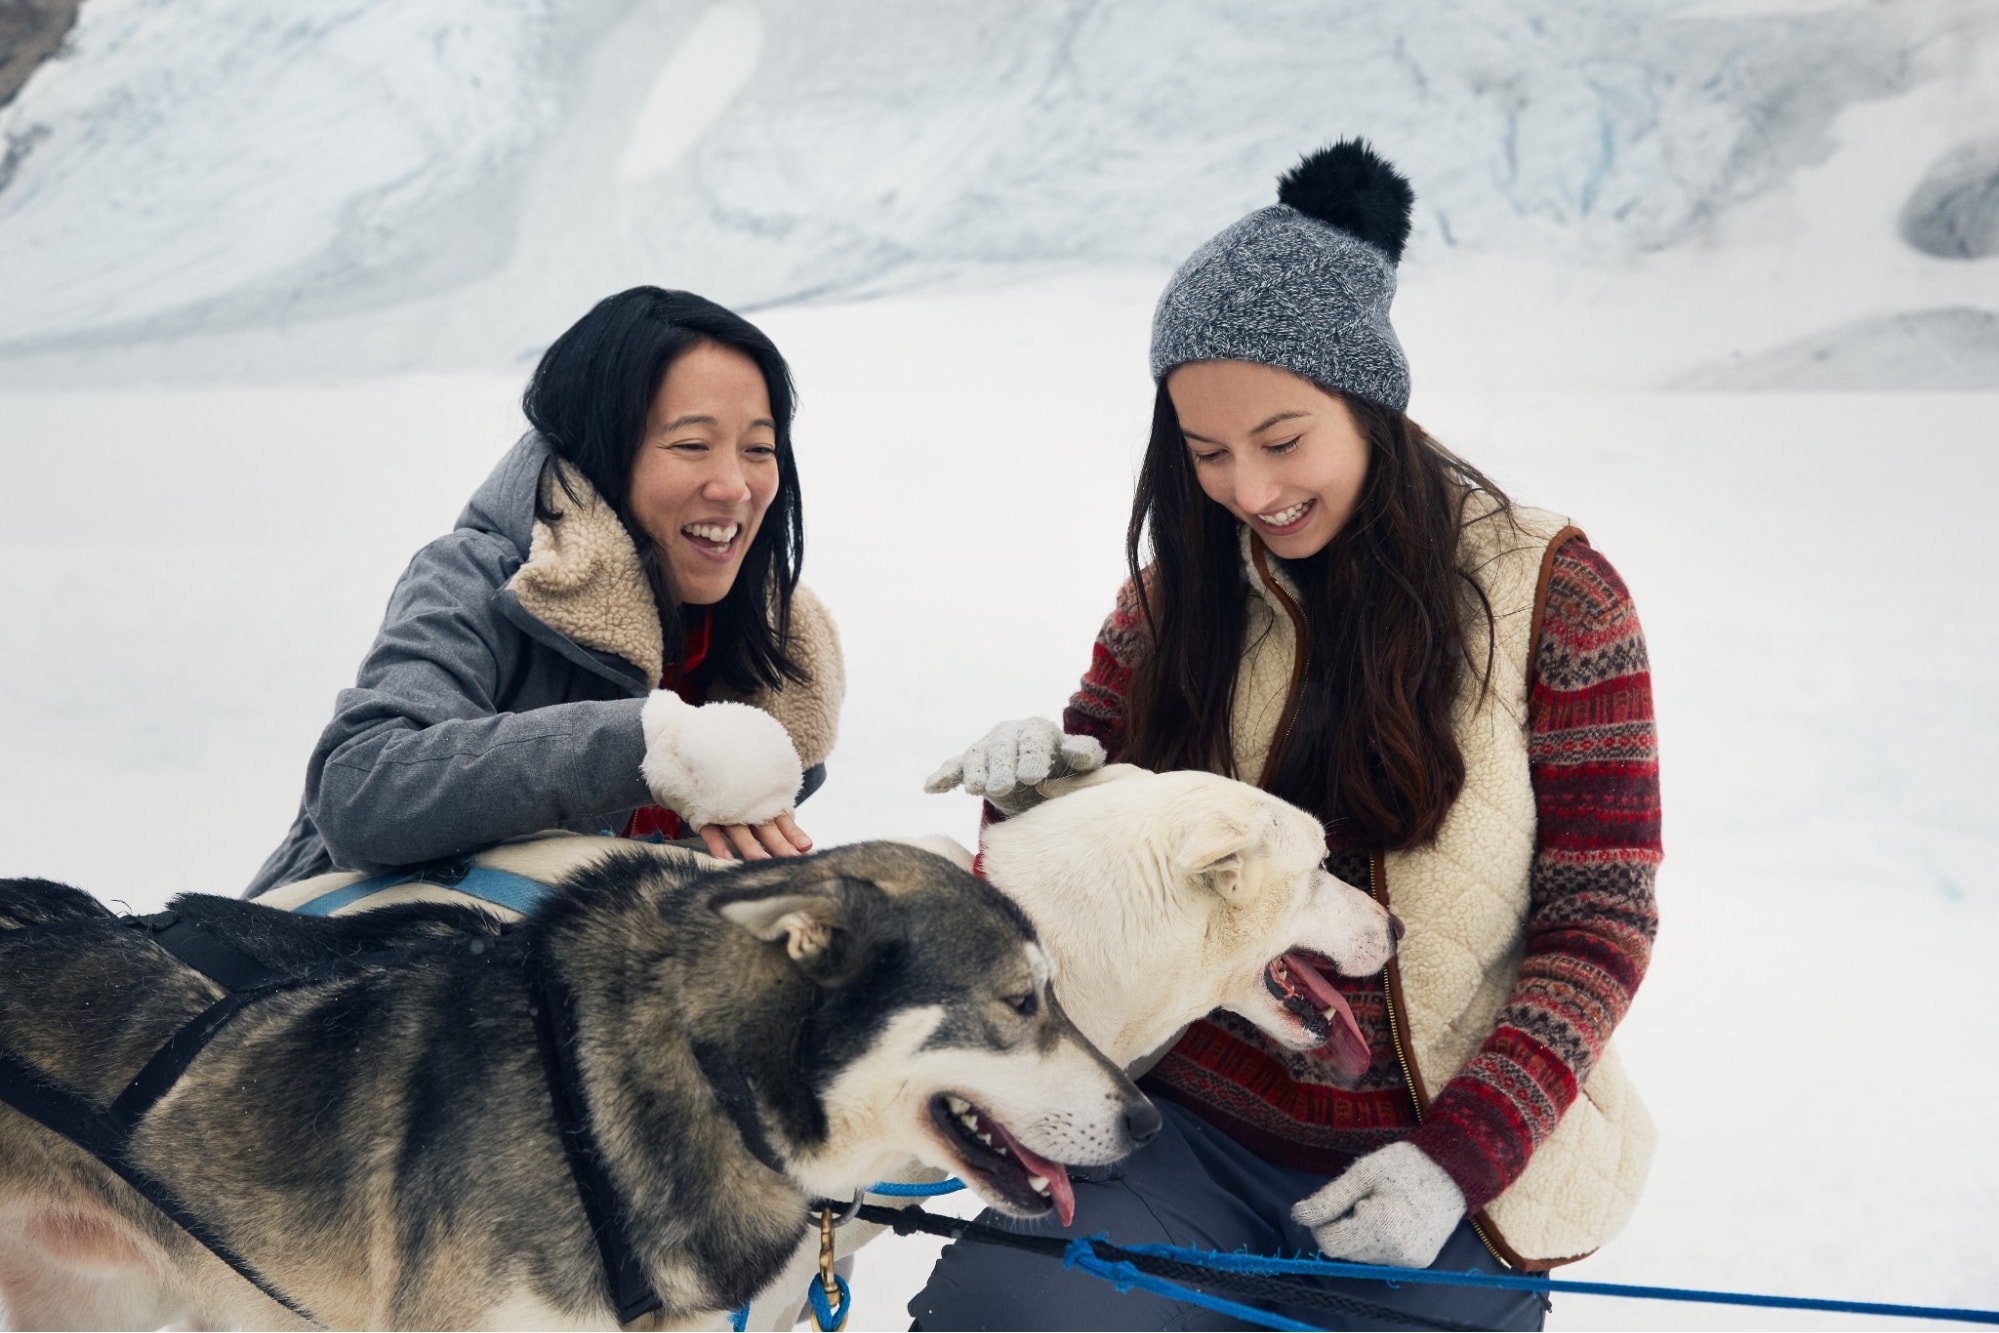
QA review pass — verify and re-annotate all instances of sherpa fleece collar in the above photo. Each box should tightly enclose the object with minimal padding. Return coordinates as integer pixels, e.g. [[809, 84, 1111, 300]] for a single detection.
[[510, 458, 667, 683]]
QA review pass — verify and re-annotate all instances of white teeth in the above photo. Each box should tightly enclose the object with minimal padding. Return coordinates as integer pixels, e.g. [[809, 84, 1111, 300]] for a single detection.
[[946, 1095, 969, 1114], [1259, 499, 1311, 528], [1321, 1006, 1339, 1021], [960, 1113, 979, 1131], [1029, 1175, 1050, 1194], [977, 1132, 994, 1146], [682, 522, 740, 544], [995, 1145, 1008, 1157]]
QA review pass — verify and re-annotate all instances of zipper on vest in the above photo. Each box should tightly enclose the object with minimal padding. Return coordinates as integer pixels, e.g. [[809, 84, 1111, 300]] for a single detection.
[[1370, 854, 1513, 1269], [1369, 854, 1424, 1120]]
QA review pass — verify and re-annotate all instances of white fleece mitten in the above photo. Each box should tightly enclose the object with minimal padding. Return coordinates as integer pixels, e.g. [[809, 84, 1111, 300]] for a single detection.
[[1291, 1141, 1465, 1269], [640, 691, 803, 831], [922, 717, 1105, 816]]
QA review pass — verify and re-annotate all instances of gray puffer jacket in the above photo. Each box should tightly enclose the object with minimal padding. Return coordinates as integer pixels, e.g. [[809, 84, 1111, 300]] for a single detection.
[[246, 434, 843, 896]]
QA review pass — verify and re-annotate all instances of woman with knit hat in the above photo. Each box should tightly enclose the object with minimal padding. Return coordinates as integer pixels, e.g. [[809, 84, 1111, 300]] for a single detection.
[[916, 142, 1658, 1330]]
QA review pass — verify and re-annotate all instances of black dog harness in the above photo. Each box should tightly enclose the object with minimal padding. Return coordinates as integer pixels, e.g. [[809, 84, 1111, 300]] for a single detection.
[[0, 908, 667, 1325]]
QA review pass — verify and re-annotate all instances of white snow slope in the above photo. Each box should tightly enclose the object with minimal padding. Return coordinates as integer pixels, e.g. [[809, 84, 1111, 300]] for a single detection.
[[2, 3, 1998, 1330]]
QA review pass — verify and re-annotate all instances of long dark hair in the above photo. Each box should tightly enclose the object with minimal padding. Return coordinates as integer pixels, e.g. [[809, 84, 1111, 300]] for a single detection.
[[521, 286, 807, 694], [1121, 382, 1509, 850]]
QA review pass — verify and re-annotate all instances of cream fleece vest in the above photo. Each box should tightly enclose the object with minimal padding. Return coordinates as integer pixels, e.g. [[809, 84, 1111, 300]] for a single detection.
[[508, 458, 843, 769], [1231, 499, 1653, 1267]]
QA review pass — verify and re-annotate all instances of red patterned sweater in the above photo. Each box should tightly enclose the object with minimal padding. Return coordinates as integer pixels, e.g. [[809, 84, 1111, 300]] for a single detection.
[[1061, 539, 1661, 1213]]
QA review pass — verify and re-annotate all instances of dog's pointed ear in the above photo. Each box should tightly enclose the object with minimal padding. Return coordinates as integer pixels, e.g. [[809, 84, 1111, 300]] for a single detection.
[[716, 891, 840, 954], [1176, 810, 1258, 901], [710, 878, 889, 987]]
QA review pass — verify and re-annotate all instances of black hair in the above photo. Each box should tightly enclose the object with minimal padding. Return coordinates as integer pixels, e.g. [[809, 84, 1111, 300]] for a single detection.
[[521, 286, 807, 693]]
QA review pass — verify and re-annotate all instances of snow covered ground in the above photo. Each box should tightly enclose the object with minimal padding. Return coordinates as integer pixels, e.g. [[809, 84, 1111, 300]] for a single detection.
[[4, 281, 1997, 1328], [3, 0, 1998, 1328]]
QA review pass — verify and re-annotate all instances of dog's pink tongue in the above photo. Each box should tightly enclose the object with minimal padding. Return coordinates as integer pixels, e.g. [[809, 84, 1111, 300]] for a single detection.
[[988, 1122, 1077, 1227], [1283, 951, 1372, 1085]]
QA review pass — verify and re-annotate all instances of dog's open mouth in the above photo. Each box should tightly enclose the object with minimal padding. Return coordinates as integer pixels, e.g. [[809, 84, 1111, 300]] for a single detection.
[[1265, 951, 1371, 1084], [928, 1093, 1076, 1226]]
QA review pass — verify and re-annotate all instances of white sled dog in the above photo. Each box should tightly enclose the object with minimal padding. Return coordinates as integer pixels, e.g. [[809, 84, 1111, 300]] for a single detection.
[[270, 763, 1401, 1330], [0, 843, 1158, 1330]]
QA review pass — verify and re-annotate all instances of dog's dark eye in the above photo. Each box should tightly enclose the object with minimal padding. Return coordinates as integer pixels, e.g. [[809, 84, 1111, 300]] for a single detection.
[[1004, 991, 1038, 1018]]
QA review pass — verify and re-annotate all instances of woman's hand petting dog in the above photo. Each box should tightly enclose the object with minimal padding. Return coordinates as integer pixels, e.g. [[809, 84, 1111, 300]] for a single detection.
[[924, 717, 1106, 815], [1291, 1141, 1466, 1269], [698, 812, 813, 861]]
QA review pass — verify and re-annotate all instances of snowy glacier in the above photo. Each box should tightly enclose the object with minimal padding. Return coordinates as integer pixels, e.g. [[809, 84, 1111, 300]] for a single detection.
[[2, 0, 1996, 386]]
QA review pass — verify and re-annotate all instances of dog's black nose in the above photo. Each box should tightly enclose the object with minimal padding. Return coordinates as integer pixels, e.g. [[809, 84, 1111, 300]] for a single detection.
[[1124, 1098, 1163, 1147], [1389, 912, 1407, 942]]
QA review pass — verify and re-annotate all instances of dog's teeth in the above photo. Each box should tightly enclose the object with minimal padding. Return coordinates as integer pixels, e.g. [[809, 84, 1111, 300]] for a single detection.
[[946, 1095, 969, 1114], [1321, 1006, 1339, 1021], [977, 1132, 994, 1146], [995, 1145, 1008, 1156], [960, 1113, 979, 1131], [1029, 1175, 1050, 1194]]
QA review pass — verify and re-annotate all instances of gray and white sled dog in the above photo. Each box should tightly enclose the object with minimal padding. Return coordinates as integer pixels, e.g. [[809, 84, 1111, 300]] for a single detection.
[[267, 763, 1402, 1331], [0, 842, 1158, 1330]]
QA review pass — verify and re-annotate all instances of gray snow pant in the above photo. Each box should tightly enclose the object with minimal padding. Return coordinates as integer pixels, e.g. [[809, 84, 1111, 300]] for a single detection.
[[909, 1100, 1547, 1331]]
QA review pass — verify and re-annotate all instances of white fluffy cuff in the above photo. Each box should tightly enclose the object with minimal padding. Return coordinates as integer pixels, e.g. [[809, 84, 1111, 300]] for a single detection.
[[640, 691, 803, 830]]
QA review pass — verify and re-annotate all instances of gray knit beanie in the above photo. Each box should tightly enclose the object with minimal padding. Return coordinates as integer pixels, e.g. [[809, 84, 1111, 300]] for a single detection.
[[1150, 139, 1416, 412]]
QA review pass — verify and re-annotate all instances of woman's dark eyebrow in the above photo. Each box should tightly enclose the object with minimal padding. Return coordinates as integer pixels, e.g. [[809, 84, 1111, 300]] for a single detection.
[[1250, 410, 1311, 434], [660, 414, 778, 432], [1181, 410, 1311, 445]]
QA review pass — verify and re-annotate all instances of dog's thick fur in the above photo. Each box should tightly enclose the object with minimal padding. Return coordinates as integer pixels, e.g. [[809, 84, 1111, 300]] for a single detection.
[[259, 764, 1401, 1330], [0, 844, 1151, 1330], [977, 764, 1397, 1069]]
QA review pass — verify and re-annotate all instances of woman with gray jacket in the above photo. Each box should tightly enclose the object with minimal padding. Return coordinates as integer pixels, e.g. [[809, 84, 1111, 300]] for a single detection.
[[247, 287, 842, 896]]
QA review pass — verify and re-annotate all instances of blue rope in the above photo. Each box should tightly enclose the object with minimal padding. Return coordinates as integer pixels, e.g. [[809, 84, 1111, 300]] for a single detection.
[[805, 1272, 852, 1330], [864, 1178, 1999, 1327], [1062, 1238, 1322, 1332], [867, 1178, 966, 1197], [728, 1299, 748, 1331], [1113, 1240, 1999, 1327]]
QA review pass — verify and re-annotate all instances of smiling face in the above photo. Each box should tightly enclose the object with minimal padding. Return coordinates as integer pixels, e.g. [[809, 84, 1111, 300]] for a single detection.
[[1166, 359, 1371, 560], [627, 340, 780, 606]]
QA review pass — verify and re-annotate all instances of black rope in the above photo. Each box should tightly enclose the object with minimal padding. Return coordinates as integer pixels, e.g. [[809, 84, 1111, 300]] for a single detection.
[[856, 1202, 1480, 1332]]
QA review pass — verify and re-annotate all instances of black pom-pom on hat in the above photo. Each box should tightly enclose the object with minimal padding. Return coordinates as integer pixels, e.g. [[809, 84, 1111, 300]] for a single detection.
[[1277, 138, 1415, 263]]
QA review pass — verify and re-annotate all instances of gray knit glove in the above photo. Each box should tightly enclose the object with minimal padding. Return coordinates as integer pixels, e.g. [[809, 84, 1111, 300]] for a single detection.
[[1291, 1141, 1465, 1269], [922, 717, 1105, 817]]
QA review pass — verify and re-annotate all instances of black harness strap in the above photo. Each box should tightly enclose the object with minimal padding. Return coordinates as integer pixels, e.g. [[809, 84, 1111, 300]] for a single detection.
[[524, 944, 666, 1324], [0, 917, 329, 1326], [2, 909, 685, 1328], [690, 1040, 789, 1177]]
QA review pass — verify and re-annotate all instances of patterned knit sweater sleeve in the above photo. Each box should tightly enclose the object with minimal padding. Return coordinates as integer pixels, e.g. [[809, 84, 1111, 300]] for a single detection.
[[1061, 574, 1148, 761], [1404, 540, 1662, 1212]]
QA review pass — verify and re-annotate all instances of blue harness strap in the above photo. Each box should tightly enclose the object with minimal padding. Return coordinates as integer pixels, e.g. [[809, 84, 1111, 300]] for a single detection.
[[293, 865, 555, 918]]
